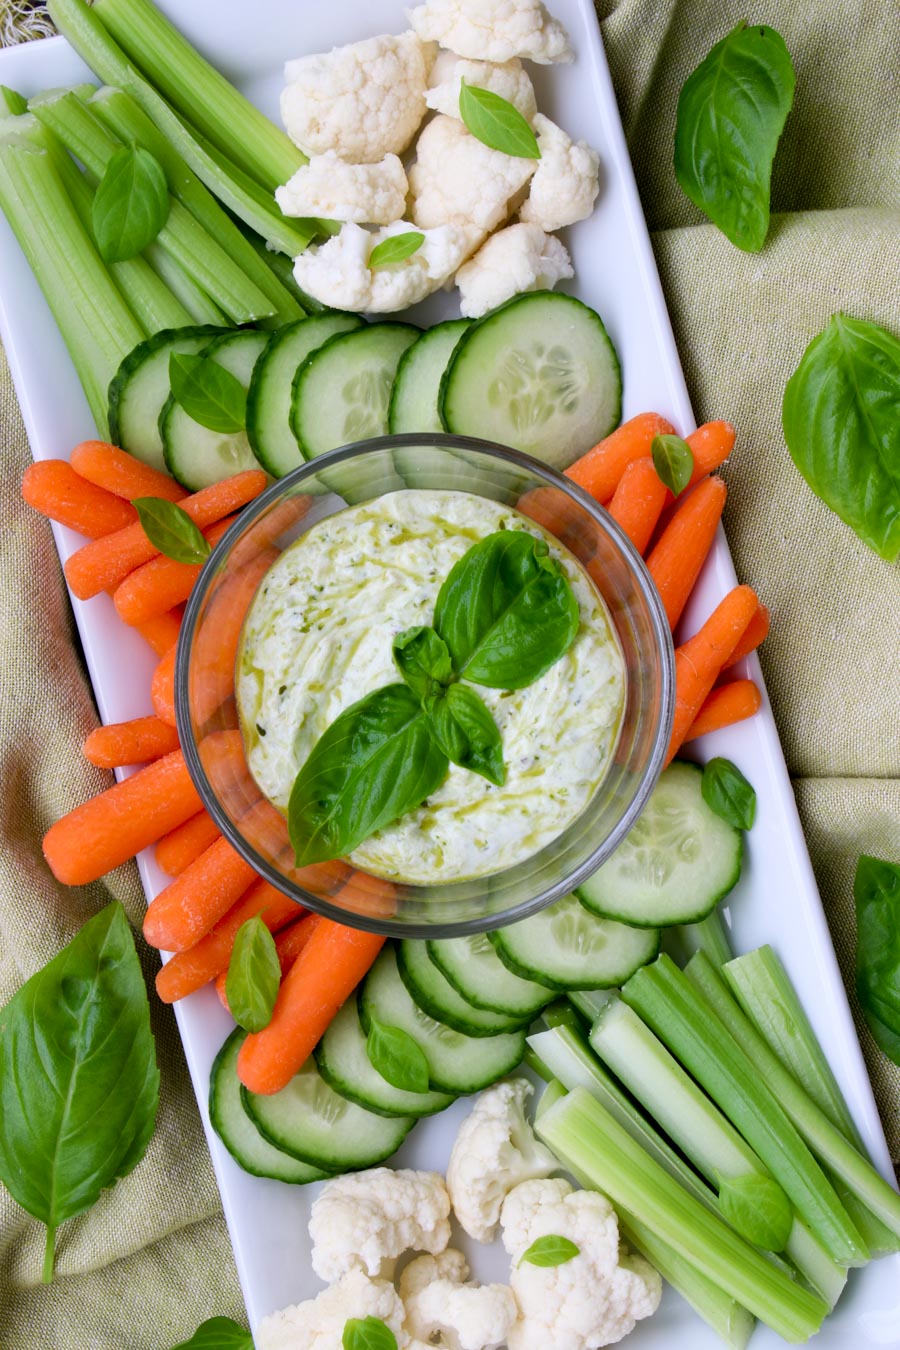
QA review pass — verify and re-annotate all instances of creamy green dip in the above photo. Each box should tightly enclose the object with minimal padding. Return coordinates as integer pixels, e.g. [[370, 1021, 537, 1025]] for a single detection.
[[237, 489, 625, 885]]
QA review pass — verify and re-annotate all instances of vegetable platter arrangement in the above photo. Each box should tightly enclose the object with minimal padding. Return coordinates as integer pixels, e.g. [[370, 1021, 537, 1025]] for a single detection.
[[0, 0, 899, 1348]]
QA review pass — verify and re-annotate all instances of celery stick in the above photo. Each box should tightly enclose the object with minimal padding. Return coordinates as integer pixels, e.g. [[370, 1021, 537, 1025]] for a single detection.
[[1, 86, 28, 116], [567, 988, 614, 1022], [143, 241, 225, 326], [522, 1045, 552, 1082], [537, 1087, 828, 1343], [535, 1077, 566, 1119]]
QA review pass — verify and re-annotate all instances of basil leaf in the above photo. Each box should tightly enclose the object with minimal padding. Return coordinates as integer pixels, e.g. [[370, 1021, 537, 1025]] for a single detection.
[[674, 22, 795, 252], [288, 684, 449, 865], [393, 625, 453, 701], [169, 350, 247, 434], [369, 232, 425, 269], [701, 757, 756, 830], [0, 901, 159, 1282], [427, 684, 504, 786], [782, 314, 900, 562], [91, 144, 170, 263], [716, 1173, 793, 1252], [519, 1235, 580, 1267], [132, 496, 212, 565], [651, 433, 694, 496], [459, 80, 540, 159], [434, 530, 579, 689], [343, 1317, 398, 1350], [366, 1017, 430, 1093], [225, 915, 281, 1033], [854, 855, 900, 1066], [169, 1318, 253, 1350]]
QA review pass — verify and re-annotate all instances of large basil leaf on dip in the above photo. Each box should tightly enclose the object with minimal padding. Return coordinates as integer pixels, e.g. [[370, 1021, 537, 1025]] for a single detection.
[[427, 683, 505, 786], [433, 530, 579, 689], [288, 684, 449, 865]]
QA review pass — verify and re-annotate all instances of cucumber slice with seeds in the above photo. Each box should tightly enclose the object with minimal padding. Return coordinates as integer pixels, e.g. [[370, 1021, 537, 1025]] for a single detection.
[[490, 893, 659, 990], [427, 932, 555, 1018], [397, 939, 528, 1037]]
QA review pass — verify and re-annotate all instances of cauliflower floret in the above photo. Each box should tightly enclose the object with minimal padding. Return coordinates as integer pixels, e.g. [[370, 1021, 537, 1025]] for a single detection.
[[400, 1250, 517, 1350], [256, 1269, 409, 1350], [455, 223, 573, 318], [292, 221, 480, 313], [309, 1167, 451, 1282], [408, 0, 573, 64], [281, 32, 433, 162], [501, 1178, 662, 1349], [446, 1079, 559, 1241], [425, 50, 537, 122], [276, 152, 408, 225], [519, 115, 601, 230], [408, 114, 535, 233]]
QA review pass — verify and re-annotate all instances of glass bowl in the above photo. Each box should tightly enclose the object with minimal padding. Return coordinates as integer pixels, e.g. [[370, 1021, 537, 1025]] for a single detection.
[[175, 435, 674, 938]]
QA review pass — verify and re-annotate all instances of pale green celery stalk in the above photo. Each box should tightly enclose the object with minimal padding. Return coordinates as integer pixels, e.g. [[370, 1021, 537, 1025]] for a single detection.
[[237, 226, 321, 313], [535, 1076, 567, 1120], [686, 951, 900, 1249], [522, 1045, 552, 1082], [46, 0, 315, 257], [540, 1000, 585, 1033], [668, 907, 734, 967], [587, 998, 847, 1306], [0, 129, 143, 435], [92, 0, 303, 191], [143, 241, 225, 326], [567, 988, 614, 1022], [89, 87, 304, 327], [537, 1087, 828, 1343], [1, 86, 29, 115]]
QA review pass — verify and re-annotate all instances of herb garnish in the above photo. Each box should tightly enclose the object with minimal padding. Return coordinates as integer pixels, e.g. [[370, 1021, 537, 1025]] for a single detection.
[[225, 915, 281, 1033], [459, 81, 541, 159], [169, 349, 247, 433], [133, 496, 211, 564], [369, 232, 425, 269], [91, 144, 170, 262], [520, 1234, 580, 1266]]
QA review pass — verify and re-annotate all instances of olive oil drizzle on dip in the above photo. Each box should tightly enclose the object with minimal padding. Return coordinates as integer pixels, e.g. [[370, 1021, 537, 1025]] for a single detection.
[[237, 489, 625, 885]]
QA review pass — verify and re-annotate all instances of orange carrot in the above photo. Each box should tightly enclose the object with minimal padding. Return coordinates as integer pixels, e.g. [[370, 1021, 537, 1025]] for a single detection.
[[43, 748, 202, 885], [113, 515, 236, 627], [646, 476, 727, 630], [155, 810, 221, 876], [192, 547, 279, 729], [83, 714, 180, 768], [135, 608, 183, 657], [143, 835, 258, 952], [22, 459, 137, 538], [215, 913, 320, 1011], [683, 679, 762, 743], [197, 729, 256, 818], [237, 919, 386, 1094], [64, 469, 267, 600], [151, 644, 178, 727], [154, 875, 303, 1001], [70, 440, 187, 503], [565, 413, 676, 504], [685, 421, 735, 488], [722, 604, 770, 669], [667, 585, 760, 765], [607, 457, 669, 554]]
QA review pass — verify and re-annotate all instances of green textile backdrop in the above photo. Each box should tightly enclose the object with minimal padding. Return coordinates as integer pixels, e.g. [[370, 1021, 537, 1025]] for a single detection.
[[0, 0, 898, 1344]]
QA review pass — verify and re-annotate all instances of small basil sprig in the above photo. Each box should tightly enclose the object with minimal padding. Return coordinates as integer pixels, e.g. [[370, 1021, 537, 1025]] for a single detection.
[[169, 1318, 252, 1350], [393, 626, 454, 701], [343, 1318, 398, 1350], [366, 1017, 430, 1093], [459, 80, 540, 159], [225, 915, 281, 1033], [652, 433, 694, 496], [92, 144, 170, 262], [369, 232, 425, 269], [854, 855, 900, 1066], [132, 496, 211, 564], [169, 350, 247, 433], [427, 684, 504, 786], [716, 1173, 793, 1252], [519, 1235, 580, 1267], [701, 758, 756, 830]]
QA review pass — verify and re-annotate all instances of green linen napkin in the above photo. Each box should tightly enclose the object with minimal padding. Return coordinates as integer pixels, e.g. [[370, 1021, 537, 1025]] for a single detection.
[[0, 0, 898, 1346]]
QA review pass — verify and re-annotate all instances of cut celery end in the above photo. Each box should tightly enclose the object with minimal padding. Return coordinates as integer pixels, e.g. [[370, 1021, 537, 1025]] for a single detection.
[[1, 86, 29, 116], [567, 988, 614, 1022], [534, 1077, 566, 1120]]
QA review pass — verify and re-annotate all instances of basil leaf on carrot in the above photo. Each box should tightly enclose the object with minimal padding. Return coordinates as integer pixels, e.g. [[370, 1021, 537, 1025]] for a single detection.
[[369, 232, 425, 269], [91, 144, 170, 262], [343, 1318, 398, 1350], [652, 433, 694, 496], [132, 496, 212, 564], [427, 684, 504, 786], [674, 22, 795, 252], [854, 855, 900, 1066], [716, 1172, 793, 1251], [287, 685, 449, 865], [520, 1235, 580, 1266], [393, 625, 453, 701], [782, 314, 900, 562], [0, 901, 159, 1283], [225, 915, 280, 1033], [169, 1317, 253, 1350], [434, 530, 579, 688], [459, 81, 540, 159], [169, 350, 247, 433], [366, 1018, 430, 1093], [701, 758, 756, 830]]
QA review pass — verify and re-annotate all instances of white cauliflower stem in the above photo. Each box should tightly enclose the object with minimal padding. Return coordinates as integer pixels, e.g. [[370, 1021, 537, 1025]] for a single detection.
[[426, 50, 537, 122], [281, 32, 433, 162], [455, 223, 573, 318], [276, 152, 408, 225], [501, 1178, 662, 1349], [256, 1269, 409, 1350], [446, 1079, 559, 1241], [401, 1250, 517, 1350], [408, 0, 573, 64], [309, 1167, 451, 1282], [408, 114, 536, 233], [520, 115, 601, 231]]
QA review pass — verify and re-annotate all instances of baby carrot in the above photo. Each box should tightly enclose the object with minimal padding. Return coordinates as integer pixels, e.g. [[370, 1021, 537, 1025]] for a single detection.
[[197, 729, 256, 818], [70, 440, 187, 503], [192, 547, 279, 729], [143, 835, 258, 952], [21, 460, 137, 537], [683, 680, 763, 743], [667, 585, 760, 765], [151, 644, 178, 727], [134, 607, 183, 657], [113, 515, 236, 627], [83, 714, 180, 769], [646, 476, 727, 630], [237, 919, 386, 1094], [566, 413, 676, 504], [155, 810, 221, 876], [607, 457, 669, 554], [215, 913, 321, 1011], [64, 469, 267, 600], [43, 748, 202, 885], [723, 604, 770, 669], [685, 421, 735, 488]]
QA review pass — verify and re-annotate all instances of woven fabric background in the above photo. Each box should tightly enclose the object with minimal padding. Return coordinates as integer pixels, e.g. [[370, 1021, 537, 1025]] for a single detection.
[[0, 0, 898, 1345]]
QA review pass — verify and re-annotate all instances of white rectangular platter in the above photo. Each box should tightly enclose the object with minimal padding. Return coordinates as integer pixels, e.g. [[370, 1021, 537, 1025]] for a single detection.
[[1, 3, 898, 1345]]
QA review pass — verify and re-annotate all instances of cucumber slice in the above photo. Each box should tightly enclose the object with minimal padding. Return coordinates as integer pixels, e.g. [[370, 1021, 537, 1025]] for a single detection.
[[315, 995, 455, 1119], [576, 762, 743, 927], [389, 319, 471, 434], [160, 328, 268, 490], [108, 324, 226, 472], [246, 313, 364, 477], [209, 1029, 329, 1183], [490, 894, 659, 990], [427, 932, 555, 1018], [359, 946, 525, 1094], [242, 1055, 414, 1171], [440, 292, 621, 469], [397, 939, 528, 1037]]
